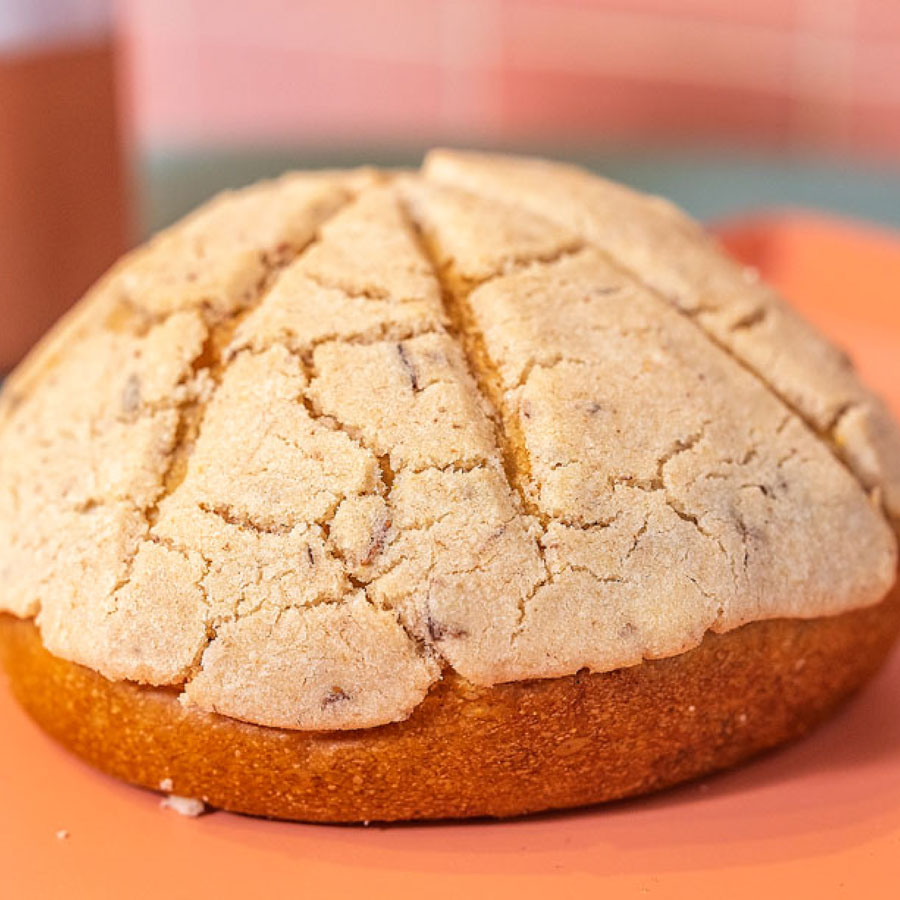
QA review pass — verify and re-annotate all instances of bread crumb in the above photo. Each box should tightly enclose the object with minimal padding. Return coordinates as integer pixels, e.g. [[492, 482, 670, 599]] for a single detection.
[[56, 829, 69, 840], [159, 777, 173, 792], [160, 795, 206, 817]]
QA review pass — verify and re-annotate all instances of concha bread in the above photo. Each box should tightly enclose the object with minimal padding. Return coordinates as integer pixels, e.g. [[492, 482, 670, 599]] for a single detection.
[[0, 151, 896, 744]]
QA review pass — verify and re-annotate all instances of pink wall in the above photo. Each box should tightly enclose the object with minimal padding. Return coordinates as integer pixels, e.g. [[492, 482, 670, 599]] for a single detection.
[[118, 0, 900, 156]]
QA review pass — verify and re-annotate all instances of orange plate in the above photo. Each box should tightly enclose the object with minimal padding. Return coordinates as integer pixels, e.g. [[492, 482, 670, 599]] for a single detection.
[[3, 212, 900, 898]]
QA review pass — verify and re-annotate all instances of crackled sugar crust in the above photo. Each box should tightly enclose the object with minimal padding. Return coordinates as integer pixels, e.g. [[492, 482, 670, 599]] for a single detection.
[[0, 152, 897, 731]]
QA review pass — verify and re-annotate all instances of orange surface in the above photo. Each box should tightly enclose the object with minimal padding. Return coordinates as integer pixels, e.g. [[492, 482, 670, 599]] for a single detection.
[[3, 213, 900, 898]]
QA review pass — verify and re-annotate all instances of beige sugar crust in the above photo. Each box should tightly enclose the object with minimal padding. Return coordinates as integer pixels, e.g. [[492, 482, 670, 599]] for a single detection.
[[422, 150, 900, 529], [0, 154, 896, 731]]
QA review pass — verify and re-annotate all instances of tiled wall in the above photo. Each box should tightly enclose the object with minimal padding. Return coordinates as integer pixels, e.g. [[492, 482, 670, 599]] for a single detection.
[[118, 0, 900, 156]]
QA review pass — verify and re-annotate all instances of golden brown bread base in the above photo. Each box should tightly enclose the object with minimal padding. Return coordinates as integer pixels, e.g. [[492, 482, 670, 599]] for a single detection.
[[3, 587, 900, 822]]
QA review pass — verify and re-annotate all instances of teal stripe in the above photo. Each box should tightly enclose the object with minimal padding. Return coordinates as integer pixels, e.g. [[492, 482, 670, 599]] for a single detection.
[[139, 144, 900, 236]]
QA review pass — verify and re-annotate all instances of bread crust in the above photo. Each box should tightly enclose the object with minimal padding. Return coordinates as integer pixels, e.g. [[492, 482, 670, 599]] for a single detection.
[[3, 585, 899, 822], [2, 160, 898, 733]]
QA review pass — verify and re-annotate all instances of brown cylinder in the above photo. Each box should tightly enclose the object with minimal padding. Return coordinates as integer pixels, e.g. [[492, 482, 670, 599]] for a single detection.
[[0, 29, 129, 372]]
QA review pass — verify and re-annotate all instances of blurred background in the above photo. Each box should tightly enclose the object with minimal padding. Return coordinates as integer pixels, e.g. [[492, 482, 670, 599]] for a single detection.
[[2, 0, 899, 369]]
